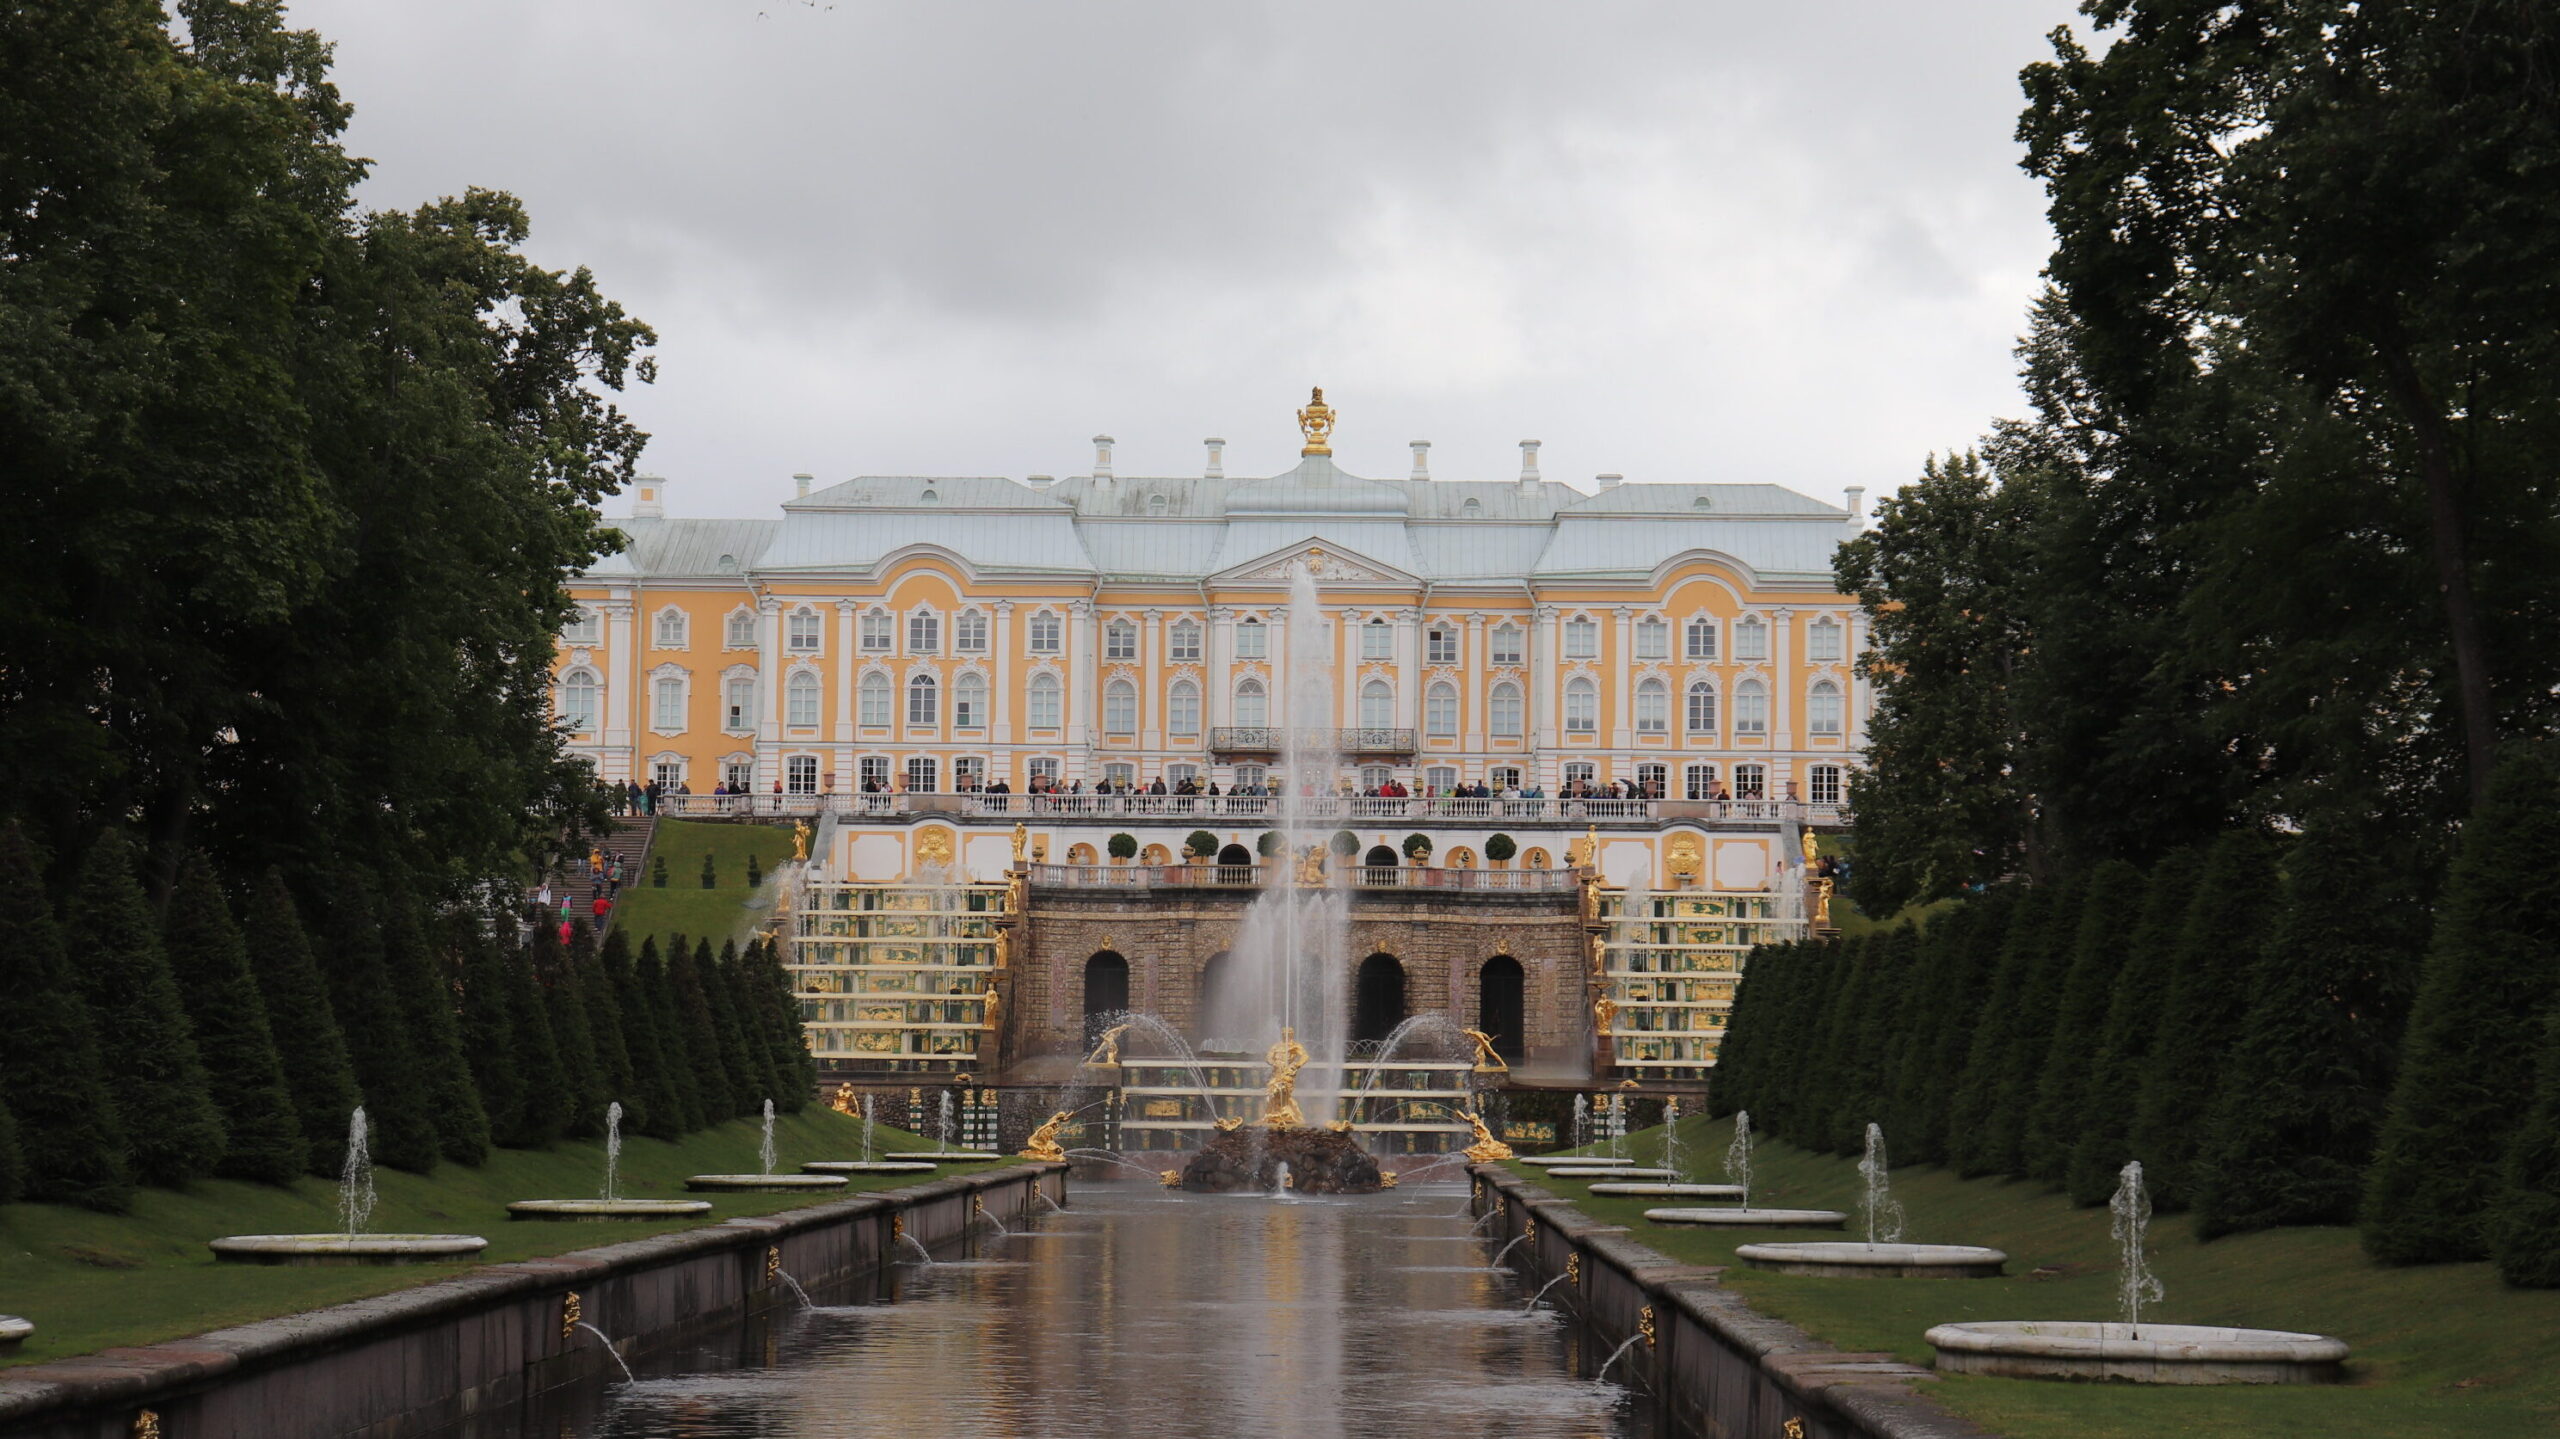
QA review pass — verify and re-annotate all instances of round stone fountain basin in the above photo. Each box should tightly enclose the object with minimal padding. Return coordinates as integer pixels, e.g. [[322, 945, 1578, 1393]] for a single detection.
[[1588, 1182, 1747, 1199], [1738, 1242, 2008, 1278], [1925, 1320, 2349, 1384], [209, 1234, 489, 1265], [1549, 1166, 1675, 1180], [0, 1316, 31, 1353], [1519, 1156, 1636, 1169], [1643, 1207, 1848, 1229], [902, 1151, 1002, 1162], [685, 1173, 850, 1193], [802, 1160, 937, 1176], [505, 1199, 715, 1221]]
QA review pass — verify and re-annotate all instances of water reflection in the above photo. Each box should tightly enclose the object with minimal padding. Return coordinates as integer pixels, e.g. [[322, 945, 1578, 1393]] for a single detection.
[[478, 1184, 1678, 1439]]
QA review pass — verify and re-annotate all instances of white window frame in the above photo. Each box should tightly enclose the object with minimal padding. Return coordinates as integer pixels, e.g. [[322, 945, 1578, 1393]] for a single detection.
[[1808, 763, 1844, 806], [1359, 679, 1394, 730], [653, 606, 689, 649], [905, 756, 939, 794], [1489, 682, 1523, 738], [1808, 617, 1844, 663], [563, 607, 601, 645], [651, 671, 688, 733], [1735, 678, 1769, 736], [859, 755, 891, 790], [955, 609, 989, 653], [1564, 677, 1597, 733], [1425, 682, 1458, 738], [1684, 617, 1718, 661], [1684, 763, 1721, 800], [1733, 763, 1767, 799], [785, 669, 821, 728], [785, 754, 819, 795], [650, 754, 686, 790], [1490, 625, 1523, 665], [1362, 618, 1394, 661], [1027, 671, 1062, 730], [1426, 626, 1458, 665], [1564, 617, 1598, 660], [861, 609, 892, 651], [907, 671, 939, 727], [1234, 618, 1267, 659], [954, 671, 988, 730], [858, 671, 892, 727], [1635, 617, 1667, 661], [725, 607, 757, 649], [1735, 614, 1768, 663], [1686, 681, 1718, 736], [1635, 678, 1668, 734], [786, 607, 822, 653], [907, 609, 941, 655], [1104, 679, 1137, 735], [1169, 620, 1201, 662], [1105, 619, 1137, 661], [1808, 680, 1844, 736], [558, 668, 599, 732], [1168, 680, 1201, 738], [1028, 610, 1062, 654], [1234, 678, 1268, 729], [723, 673, 756, 733]]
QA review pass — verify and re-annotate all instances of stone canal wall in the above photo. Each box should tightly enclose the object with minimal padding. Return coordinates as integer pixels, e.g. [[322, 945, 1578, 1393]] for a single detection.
[[1471, 1165, 1994, 1439], [0, 1163, 1065, 1439]]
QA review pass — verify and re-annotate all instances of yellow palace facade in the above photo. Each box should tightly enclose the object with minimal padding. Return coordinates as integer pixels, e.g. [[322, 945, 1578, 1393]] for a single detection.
[[552, 400, 1871, 813]]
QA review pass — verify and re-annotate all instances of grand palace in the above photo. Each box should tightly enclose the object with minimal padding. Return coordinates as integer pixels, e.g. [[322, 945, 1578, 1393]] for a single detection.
[[552, 393, 1869, 1112]]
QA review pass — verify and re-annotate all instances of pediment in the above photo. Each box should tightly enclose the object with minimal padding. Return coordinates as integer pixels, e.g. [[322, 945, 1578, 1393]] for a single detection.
[[1214, 538, 1416, 588]]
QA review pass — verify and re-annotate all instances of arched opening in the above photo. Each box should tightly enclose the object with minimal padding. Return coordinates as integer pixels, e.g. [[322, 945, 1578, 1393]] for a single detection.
[[1195, 950, 1237, 1047], [1217, 843, 1252, 867], [1478, 956, 1526, 1064], [1364, 844, 1398, 869], [1352, 953, 1406, 1044], [1083, 952, 1130, 1049]]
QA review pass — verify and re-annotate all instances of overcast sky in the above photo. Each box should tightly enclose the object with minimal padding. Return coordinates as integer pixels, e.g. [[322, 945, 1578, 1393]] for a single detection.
[[287, 0, 2079, 518]]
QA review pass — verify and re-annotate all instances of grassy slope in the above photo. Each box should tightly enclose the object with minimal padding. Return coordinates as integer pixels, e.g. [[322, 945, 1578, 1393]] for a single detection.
[[610, 818, 796, 954], [0, 1107, 957, 1367], [1515, 1116, 2560, 1439]]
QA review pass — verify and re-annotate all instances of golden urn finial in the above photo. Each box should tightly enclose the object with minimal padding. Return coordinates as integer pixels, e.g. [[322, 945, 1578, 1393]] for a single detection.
[[1297, 386, 1337, 457]]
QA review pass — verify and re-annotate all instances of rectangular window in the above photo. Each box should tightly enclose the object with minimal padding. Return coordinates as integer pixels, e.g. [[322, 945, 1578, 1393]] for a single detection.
[[1491, 626, 1522, 665], [1234, 620, 1267, 659], [787, 611, 820, 652], [786, 755, 818, 795], [1169, 685, 1201, 737], [1636, 684, 1668, 734], [1362, 621, 1394, 660], [1426, 687, 1458, 738], [954, 682, 984, 730], [1808, 619, 1843, 662], [954, 757, 986, 791], [724, 759, 754, 792], [1684, 763, 1721, 800], [908, 612, 940, 654], [1231, 764, 1266, 790], [1104, 684, 1136, 735], [1426, 766, 1458, 792], [1736, 684, 1769, 736], [1103, 762, 1135, 788], [908, 679, 938, 727], [1564, 618, 1598, 659], [1636, 763, 1666, 798], [859, 755, 890, 791], [724, 677, 754, 731], [563, 608, 601, 645], [1106, 621, 1137, 661], [654, 610, 688, 648], [859, 676, 890, 727], [956, 611, 988, 652], [861, 611, 892, 651], [1028, 677, 1061, 729], [1169, 622, 1201, 662], [1736, 617, 1769, 662], [786, 676, 819, 727], [1028, 612, 1062, 653], [1636, 618, 1667, 660], [1489, 765, 1522, 790], [1427, 628, 1458, 664], [1360, 764, 1393, 791], [1490, 686, 1523, 737], [651, 757, 685, 789], [1685, 618, 1717, 660], [652, 676, 685, 731], [905, 757, 938, 794], [1733, 763, 1766, 799], [1028, 757, 1061, 787], [1808, 764, 1844, 806], [1565, 683, 1597, 734], [727, 611, 757, 648], [1565, 762, 1595, 789], [1166, 763, 1199, 787]]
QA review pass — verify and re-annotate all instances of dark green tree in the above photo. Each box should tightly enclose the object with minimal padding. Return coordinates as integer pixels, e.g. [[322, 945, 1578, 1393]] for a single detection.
[[584, 929, 637, 1119], [382, 891, 489, 1165], [2130, 831, 2279, 1212], [161, 852, 303, 1185], [67, 831, 227, 1187], [628, 937, 696, 1137], [0, 1099, 20, 1204], [457, 935, 526, 1146], [1948, 886, 2052, 1178], [2366, 746, 2560, 1263], [0, 825, 131, 1210], [750, 939, 816, 1109], [2194, 824, 2427, 1237], [2066, 850, 2204, 1206], [501, 930, 570, 1148], [244, 870, 362, 1175], [546, 923, 609, 1139], [2492, 1010, 2560, 1287], [1883, 904, 1984, 1165], [667, 936, 735, 1122], [2024, 861, 2144, 1185], [701, 853, 717, 889], [312, 871, 440, 1172], [745, 851, 762, 888], [708, 939, 769, 1113]]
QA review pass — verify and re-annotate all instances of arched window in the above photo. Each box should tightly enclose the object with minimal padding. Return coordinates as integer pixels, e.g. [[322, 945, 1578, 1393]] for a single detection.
[[1735, 614, 1768, 662], [1083, 952, 1129, 1048], [1489, 682, 1523, 737], [1168, 680, 1201, 738], [1684, 617, 1717, 660], [858, 672, 891, 726], [1234, 677, 1268, 728], [1353, 954, 1407, 1043], [558, 669, 598, 731], [1425, 682, 1458, 738], [651, 674, 686, 732], [919, 487, 939, 504], [954, 671, 988, 729], [1808, 680, 1843, 736], [1478, 955, 1525, 1063], [1364, 844, 1400, 869], [1147, 494, 1167, 515], [653, 608, 688, 648], [1104, 679, 1137, 735], [723, 673, 756, 731], [785, 669, 820, 727], [1735, 678, 1769, 735], [1462, 498, 1483, 517], [1360, 679, 1394, 730], [907, 672, 938, 727], [562, 607, 600, 645], [1635, 677, 1669, 733], [1564, 676, 1598, 733], [1027, 671, 1062, 729], [1686, 681, 1718, 736]]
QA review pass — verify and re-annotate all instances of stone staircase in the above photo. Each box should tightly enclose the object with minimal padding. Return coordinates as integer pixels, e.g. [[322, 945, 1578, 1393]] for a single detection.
[[528, 817, 656, 936]]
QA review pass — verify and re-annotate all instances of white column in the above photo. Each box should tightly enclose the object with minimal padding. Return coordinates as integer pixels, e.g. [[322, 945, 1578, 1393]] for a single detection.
[[599, 596, 636, 782], [1464, 613, 1487, 752], [1338, 608, 1359, 732], [1771, 608, 1795, 750], [1395, 607, 1422, 741], [1610, 607, 1634, 748], [1848, 611, 1871, 751], [1207, 606, 1234, 732], [1532, 605, 1560, 748], [756, 597, 783, 786], [1066, 600, 1093, 778], [833, 600, 857, 790], [991, 601, 1015, 750], [1140, 609, 1162, 753]]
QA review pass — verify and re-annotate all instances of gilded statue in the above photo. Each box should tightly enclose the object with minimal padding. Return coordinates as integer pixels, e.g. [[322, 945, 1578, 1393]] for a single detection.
[[1588, 929, 1608, 977], [1593, 994, 1619, 1035], [1801, 827, 1820, 864], [980, 983, 1002, 1031], [792, 821, 811, 862], [1258, 1026, 1310, 1128], [1086, 1023, 1129, 1069], [1456, 1109, 1516, 1163], [1295, 844, 1328, 888], [992, 928, 1011, 970], [1297, 386, 1337, 457], [1020, 1110, 1073, 1163], [1461, 1028, 1510, 1074], [1011, 821, 1027, 862], [1815, 876, 1835, 926]]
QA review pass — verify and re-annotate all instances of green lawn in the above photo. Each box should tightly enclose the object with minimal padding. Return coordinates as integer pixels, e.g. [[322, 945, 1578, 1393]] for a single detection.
[[1514, 1116, 2560, 1439], [611, 818, 797, 954], [0, 1107, 956, 1367]]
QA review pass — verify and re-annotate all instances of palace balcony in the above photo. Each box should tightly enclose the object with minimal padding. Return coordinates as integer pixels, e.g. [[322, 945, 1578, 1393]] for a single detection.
[[649, 790, 1846, 830], [1022, 862, 1581, 893], [1209, 726, 1415, 756]]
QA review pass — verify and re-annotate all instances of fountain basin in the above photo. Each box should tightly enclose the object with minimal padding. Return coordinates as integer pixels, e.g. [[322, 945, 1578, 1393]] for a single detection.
[[505, 1199, 715, 1221], [0, 1316, 30, 1353], [684, 1174, 850, 1193], [1643, 1207, 1848, 1229], [1925, 1321, 2349, 1384], [1181, 1125, 1383, 1194], [803, 1160, 937, 1175], [1519, 1156, 1636, 1169], [902, 1151, 1002, 1162], [1550, 1166, 1675, 1180], [209, 1234, 490, 1265], [1588, 1182, 1746, 1199], [1738, 1242, 2008, 1278]]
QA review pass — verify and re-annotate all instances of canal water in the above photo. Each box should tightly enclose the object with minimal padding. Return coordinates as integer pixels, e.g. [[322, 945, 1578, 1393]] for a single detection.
[[467, 1181, 1681, 1438]]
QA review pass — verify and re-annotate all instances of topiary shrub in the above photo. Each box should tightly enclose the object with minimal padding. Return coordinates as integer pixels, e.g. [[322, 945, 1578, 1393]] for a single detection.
[[1329, 829, 1360, 858], [1485, 832, 1517, 863], [652, 854, 668, 888], [700, 852, 717, 889], [1107, 832, 1139, 861], [1257, 831, 1283, 858], [1402, 833, 1433, 863], [1185, 830, 1220, 859], [745, 852, 763, 888]]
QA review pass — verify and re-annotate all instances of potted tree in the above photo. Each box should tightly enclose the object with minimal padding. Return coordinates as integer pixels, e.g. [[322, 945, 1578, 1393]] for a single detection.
[[1184, 830, 1220, 865], [1402, 833, 1434, 865], [1107, 832, 1138, 866], [1486, 832, 1518, 870]]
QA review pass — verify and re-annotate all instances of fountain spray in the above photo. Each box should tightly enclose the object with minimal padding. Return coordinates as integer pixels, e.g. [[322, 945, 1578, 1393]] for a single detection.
[[758, 1098, 778, 1176], [1661, 1096, 1682, 1181], [860, 1092, 875, 1161], [2111, 1161, 2164, 1336], [601, 1101, 625, 1201], [1723, 1111, 1754, 1211], [339, 1107, 377, 1238], [1857, 1123, 1904, 1247]]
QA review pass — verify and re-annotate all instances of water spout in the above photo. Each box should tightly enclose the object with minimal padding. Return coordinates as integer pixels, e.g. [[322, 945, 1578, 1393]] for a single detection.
[[1491, 1232, 1532, 1267], [1524, 1272, 1572, 1312], [1594, 1332, 1646, 1383], [896, 1232, 936, 1268], [600, 1101, 624, 1202], [339, 1108, 376, 1238], [2111, 1160, 2164, 1336], [1858, 1123, 1904, 1248], [1661, 1096, 1683, 1182], [571, 1321, 636, 1384], [860, 1092, 875, 1162], [774, 1267, 814, 1309], [758, 1098, 777, 1175], [1723, 1110, 1754, 1211]]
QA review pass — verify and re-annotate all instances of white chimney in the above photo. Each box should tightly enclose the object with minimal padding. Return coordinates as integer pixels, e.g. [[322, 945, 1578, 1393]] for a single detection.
[[632, 472, 667, 518], [1092, 434, 1115, 482], [1843, 486, 1867, 532], [1204, 438, 1225, 479], [1024, 474, 1055, 490], [1518, 440, 1542, 486], [1409, 440, 1431, 480], [793, 472, 813, 499], [1596, 473, 1623, 490]]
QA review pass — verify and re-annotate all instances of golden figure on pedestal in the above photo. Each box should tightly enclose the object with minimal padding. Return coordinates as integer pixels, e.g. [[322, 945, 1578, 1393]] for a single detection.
[[1456, 1109, 1515, 1163], [1258, 1027, 1310, 1128], [1020, 1110, 1073, 1162], [1085, 1023, 1128, 1070], [1461, 1028, 1510, 1074], [792, 821, 811, 862]]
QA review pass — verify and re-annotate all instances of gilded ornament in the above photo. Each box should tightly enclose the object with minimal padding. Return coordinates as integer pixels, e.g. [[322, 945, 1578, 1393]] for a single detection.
[[1160, 1168, 1182, 1187], [1020, 1110, 1073, 1162], [1380, 1171, 1399, 1187], [1640, 1304, 1659, 1348], [792, 821, 811, 862], [764, 1245, 782, 1282], [1011, 821, 1027, 862], [1257, 1027, 1310, 1128], [560, 1290, 582, 1342], [1085, 1023, 1128, 1069], [1566, 1252, 1581, 1286], [132, 1413, 161, 1439], [1461, 1028, 1510, 1074], [1456, 1109, 1515, 1162], [914, 825, 955, 867], [1801, 828, 1820, 863], [1297, 386, 1337, 456], [1593, 995, 1619, 1035], [1666, 831, 1705, 883]]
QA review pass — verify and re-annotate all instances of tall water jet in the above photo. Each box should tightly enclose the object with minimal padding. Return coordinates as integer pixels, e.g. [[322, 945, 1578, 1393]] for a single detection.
[[1858, 1123, 1904, 1248], [339, 1107, 377, 1238], [512, 1100, 713, 1219], [2111, 1160, 2164, 1335], [218, 1107, 494, 1259], [690, 1096, 847, 1193], [600, 1101, 625, 1201], [1724, 1110, 1753, 1209], [759, 1098, 778, 1176]]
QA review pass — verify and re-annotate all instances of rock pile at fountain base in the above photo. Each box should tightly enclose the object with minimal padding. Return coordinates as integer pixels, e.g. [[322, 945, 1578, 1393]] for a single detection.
[[1180, 1126, 1384, 1194]]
